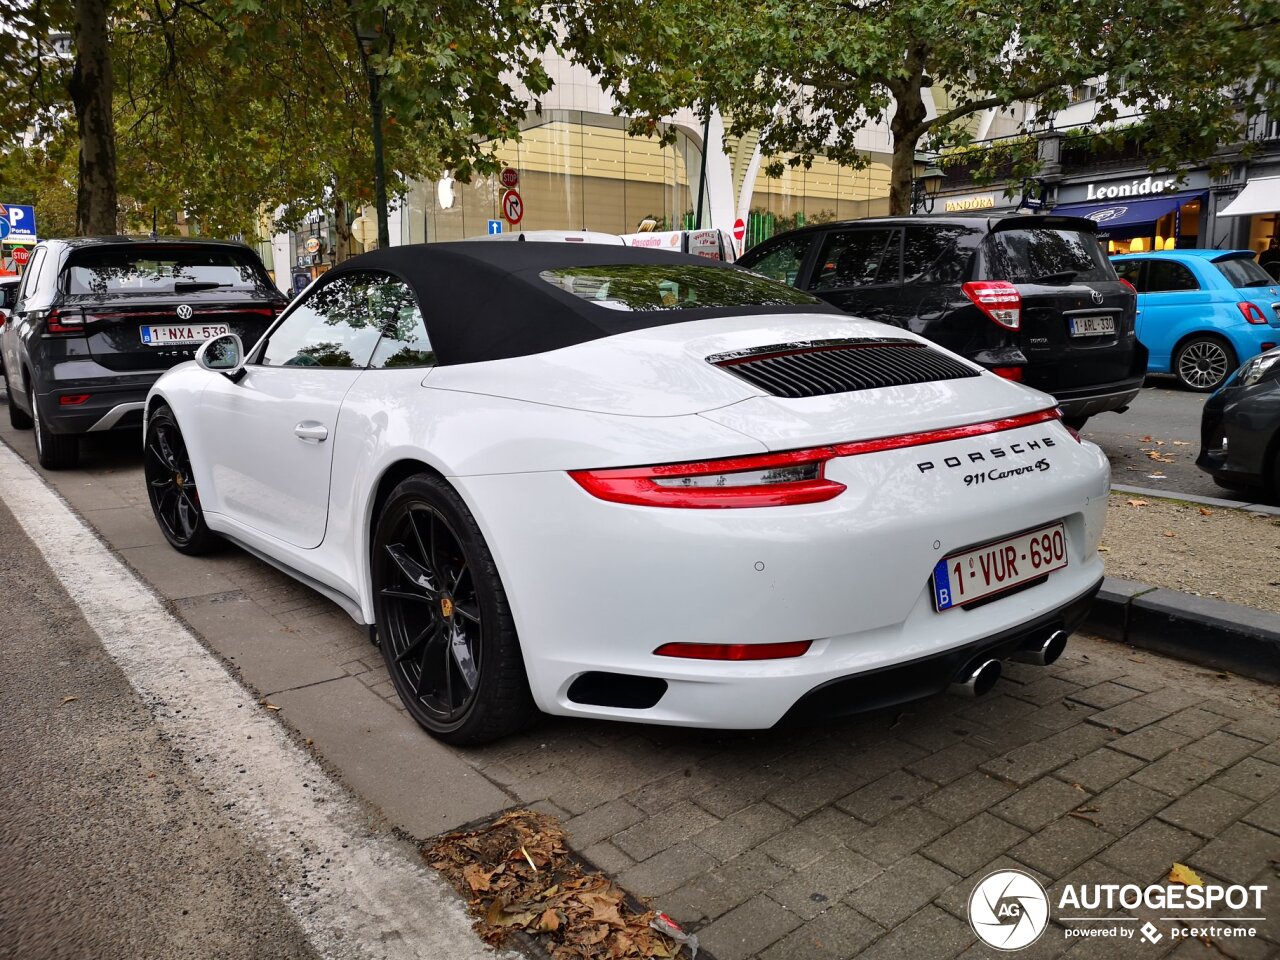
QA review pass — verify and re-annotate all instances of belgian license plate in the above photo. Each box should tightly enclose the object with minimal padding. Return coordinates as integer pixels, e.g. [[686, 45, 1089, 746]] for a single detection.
[[933, 522, 1067, 611], [1069, 315, 1116, 337], [140, 323, 230, 346]]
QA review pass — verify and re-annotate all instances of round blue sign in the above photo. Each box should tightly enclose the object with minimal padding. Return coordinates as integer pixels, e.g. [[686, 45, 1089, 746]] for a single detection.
[[0, 219, 9, 241]]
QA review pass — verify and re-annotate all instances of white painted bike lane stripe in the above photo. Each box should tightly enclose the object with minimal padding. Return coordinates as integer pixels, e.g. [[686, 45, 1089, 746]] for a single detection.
[[0, 441, 511, 960]]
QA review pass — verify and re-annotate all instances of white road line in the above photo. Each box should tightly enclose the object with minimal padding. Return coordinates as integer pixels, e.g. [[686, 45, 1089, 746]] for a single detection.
[[0, 441, 511, 960]]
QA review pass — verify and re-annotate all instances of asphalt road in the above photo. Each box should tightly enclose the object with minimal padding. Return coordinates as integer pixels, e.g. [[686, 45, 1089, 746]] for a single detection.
[[0, 497, 319, 960], [1083, 377, 1280, 506]]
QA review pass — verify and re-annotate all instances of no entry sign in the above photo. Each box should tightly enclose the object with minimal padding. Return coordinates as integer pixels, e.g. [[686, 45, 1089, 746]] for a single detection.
[[501, 189, 524, 226], [733, 218, 746, 243]]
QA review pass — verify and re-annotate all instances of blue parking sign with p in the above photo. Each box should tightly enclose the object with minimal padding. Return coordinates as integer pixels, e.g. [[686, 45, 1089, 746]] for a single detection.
[[0, 204, 37, 243], [487, 219, 502, 235]]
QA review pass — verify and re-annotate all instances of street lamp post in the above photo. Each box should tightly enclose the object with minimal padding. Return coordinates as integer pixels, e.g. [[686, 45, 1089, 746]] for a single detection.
[[355, 10, 392, 249], [911, 159, 944, 215]]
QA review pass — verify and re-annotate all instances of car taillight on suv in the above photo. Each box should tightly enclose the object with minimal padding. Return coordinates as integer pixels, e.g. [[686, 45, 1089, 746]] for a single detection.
[[962, 281, 1022, 330], [45, 308, 87, 336]]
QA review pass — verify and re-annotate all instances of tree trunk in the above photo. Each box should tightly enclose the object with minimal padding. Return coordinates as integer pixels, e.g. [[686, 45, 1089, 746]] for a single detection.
[[69, 0, 117, 235], [333, 197, 355, 262], [887, 55, 929, 216]]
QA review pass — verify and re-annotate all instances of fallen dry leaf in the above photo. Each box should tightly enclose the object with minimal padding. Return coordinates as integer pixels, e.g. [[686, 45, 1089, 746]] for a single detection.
[[59, 695, 79, 706], [1199, 507, 1214, 516], [1164, 531, 1176, 538], [1126, 499, 1149, 507], [1169, 863, 1204, 886], [1172, 440, 1191, 446]]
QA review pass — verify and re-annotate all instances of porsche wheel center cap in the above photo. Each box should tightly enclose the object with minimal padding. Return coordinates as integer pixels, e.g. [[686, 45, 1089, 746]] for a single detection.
[[440, 596, 454, 619]]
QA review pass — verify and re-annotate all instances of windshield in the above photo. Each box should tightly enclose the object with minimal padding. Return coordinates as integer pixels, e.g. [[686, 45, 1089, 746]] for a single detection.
[[539, 263, 819, 311], [65, 246, 269, 296], [1215, 256, 1275, 289], [983, 228, 1115, 284]]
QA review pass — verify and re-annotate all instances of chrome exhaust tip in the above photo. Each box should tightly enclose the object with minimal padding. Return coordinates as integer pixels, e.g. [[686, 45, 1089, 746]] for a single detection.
[[950, 658, 1002, 698], [1011, 629, 1069, 667]]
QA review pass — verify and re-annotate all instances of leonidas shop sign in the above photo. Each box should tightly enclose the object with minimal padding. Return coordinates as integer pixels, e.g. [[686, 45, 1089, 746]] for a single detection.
[[1085, 175, 1178, 201]]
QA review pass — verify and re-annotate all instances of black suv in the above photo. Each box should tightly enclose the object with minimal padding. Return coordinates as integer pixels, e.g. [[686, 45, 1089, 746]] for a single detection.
[[738, 215, 1146, 427], [1, 237, 287, 468]]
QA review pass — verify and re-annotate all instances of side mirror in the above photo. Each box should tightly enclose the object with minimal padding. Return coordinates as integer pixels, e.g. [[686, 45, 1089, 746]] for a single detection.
[[196, 333, 246, 381]]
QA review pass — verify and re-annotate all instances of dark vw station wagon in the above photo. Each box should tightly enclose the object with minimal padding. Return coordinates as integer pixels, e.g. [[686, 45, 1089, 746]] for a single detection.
[[1, 237, 286, 469], [738, 215, 1146, 427]]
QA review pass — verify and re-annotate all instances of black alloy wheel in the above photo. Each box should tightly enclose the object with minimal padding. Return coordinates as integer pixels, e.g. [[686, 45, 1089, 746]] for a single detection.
[[144, 405, 219, 554], [4, 366, 32, 429], [31, 385, 78, 469], [373, 474, 536, 745]]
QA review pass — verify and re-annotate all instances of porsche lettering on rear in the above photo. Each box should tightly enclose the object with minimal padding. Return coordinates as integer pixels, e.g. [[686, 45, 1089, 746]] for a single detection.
[[916, 435, 1057, 474]]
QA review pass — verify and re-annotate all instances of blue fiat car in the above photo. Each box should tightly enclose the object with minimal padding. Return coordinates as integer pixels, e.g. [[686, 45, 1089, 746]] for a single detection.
[[1110, 250, 1280, 391]]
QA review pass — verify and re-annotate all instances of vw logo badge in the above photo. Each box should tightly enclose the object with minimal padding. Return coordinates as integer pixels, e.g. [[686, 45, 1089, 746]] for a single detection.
[[968, 869, 1050, 951], [176, 304, 193, 320], [1091, 291, 1105, 304]]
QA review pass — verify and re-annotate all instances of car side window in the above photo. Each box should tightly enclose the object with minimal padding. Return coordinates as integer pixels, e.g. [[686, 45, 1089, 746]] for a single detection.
[[366, 277, 435, 370], [809, 229, 896, 290], [742, 236, 812, 287], [1114, 259, 1146, 292], [903, 226, 980, 284], [257, 272, 387, 368], [16, 248, 46, 306], [1145, 260, 1199, 292]]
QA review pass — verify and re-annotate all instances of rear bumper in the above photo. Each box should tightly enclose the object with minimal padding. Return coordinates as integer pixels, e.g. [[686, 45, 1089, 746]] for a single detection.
[[1050, 376, 1144, 419], [36, 375, 158, 435], [781, 578, 1100, 723]]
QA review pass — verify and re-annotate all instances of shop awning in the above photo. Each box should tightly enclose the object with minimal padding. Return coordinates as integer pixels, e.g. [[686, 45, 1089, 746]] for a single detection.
[[1053, 192, 1205, 234], [1217, 177, 1280, 217]]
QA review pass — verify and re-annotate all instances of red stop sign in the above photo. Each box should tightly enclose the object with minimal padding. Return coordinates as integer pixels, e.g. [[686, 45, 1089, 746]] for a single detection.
[[733, 218, 746, 242], [500, 167, 519, 189], [12, 247, 30, 265]]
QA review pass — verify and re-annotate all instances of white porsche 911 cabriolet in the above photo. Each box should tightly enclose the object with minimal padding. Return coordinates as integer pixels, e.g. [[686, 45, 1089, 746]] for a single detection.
[[144, 243, 1109, 744]]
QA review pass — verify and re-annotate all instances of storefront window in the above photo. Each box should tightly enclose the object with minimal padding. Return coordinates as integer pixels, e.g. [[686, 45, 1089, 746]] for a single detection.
[[746, 154, 892, 249]]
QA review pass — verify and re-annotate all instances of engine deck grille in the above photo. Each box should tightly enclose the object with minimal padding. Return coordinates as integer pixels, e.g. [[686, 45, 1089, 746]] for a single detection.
[[709, 338, 980, 399]]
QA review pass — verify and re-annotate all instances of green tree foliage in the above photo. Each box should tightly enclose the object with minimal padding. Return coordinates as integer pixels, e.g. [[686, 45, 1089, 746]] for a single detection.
[[566, 0, 1280, 214]]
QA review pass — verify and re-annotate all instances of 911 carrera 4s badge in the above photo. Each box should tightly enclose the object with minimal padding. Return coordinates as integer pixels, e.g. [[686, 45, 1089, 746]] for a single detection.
[[933, 522, 1068, 610]]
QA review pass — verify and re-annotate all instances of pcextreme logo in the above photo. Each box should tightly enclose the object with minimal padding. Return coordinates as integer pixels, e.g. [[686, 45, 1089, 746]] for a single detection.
[[967, 869, 1270, 951]]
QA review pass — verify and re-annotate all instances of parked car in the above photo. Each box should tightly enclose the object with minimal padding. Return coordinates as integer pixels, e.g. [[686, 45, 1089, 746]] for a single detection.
[[1197, 346, 1280, 496], [1110, 250, 1280, 392], [0, 275, 19, 376], [0, 237, 287, 469], [737, 215, 1145, 428], [144, 242, 1109, 744], [620, 228, 738, 262]]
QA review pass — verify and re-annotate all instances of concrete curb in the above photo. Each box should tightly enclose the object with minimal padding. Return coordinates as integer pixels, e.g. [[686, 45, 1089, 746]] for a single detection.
[[1086, 576, 1280, 684], [1111, 483, 1280, 517]]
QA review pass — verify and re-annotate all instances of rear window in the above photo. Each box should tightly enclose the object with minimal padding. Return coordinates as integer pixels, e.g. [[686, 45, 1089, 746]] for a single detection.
[[1215, 256, 1274, 289], [64, 246, 269, 296], [539, 263, 818, 312], [983, 228, 1115, 284]]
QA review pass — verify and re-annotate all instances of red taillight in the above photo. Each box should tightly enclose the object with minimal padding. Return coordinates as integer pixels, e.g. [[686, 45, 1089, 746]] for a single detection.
[[570, 447, 846, 509], [46, 308, 85, 335], [59, 394, 91, 406], [571, 409, 1063, 508], [654, 640, 813, 660], [830, 408, 1060, 458], [962, 281, 1022, 330], [1239, 302, 1269, 325], [1119, 278, 1137, 294], [992, 366, 1024, 381]]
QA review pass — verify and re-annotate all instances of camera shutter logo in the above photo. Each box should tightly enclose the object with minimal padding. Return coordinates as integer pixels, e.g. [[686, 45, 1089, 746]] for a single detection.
[[968, 869, 1050, 950], [176, 304, 193, 320]]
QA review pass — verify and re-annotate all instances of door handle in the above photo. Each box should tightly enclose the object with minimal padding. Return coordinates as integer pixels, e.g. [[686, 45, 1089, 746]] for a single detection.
[[294, 421, 328, 443]]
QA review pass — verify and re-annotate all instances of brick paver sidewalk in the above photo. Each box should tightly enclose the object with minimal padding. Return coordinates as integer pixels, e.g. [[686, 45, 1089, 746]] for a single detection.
[[463, 638, 1280, 960]]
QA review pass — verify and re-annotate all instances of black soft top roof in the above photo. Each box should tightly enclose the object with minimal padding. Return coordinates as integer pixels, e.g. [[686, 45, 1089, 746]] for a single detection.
[[322, 241, 839, 365]]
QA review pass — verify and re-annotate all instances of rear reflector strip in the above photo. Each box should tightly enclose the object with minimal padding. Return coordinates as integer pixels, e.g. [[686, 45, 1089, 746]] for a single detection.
[[571, 408, 1061, 508], [59, 394, 91, 406], [654, 640, 813, 660], [992, 366, 1024, 381]]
